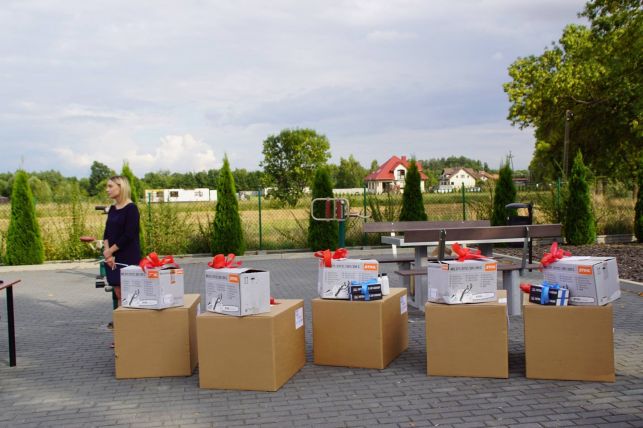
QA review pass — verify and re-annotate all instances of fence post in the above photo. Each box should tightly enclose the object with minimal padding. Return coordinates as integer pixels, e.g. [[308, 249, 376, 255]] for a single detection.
[[147, 192, 152, 252], [258, 187, 263, 251], [362, 185, 367, 246], [461, 183, 466, 221], [556, 178, 561, 222]]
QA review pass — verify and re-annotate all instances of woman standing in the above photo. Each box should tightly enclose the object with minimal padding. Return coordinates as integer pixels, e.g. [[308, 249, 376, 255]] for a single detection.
[[103, 175, 141, 306]]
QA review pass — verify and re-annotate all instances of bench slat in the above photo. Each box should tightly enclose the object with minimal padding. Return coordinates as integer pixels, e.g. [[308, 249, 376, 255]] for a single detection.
[[363, 220, 490, 234], [403, 224, 561, 243]]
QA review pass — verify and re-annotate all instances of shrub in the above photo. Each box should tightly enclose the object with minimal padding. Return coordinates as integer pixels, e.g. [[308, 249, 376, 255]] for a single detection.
[[5, 170, 45, 265], [307, 167, 338, 250], [62, 182, 91, 260], [211, 156, 244, 255], [491, 162, 517, 226], [399, 160, 427, 221], [121, 162, 146, 256], [564, 151, 596, 244], [635, 156, 643, 242]]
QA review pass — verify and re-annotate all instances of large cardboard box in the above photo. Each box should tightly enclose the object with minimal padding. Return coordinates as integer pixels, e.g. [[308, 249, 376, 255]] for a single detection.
[[523, 294, 614, 382], [114, 294, 200, 379], [425, 290, 508, 378], [542, 256, 620, 306], [312, 287, 408, 369], [318, 258, 379, 299], [120, 265, 184, 310], [204, 268, 270, 316], [197, 299, 305, 391], [427, 259, 497, 305]]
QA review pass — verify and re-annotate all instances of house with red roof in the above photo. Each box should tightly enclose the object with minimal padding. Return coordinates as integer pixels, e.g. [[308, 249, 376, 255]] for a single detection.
[[364, 155, 428, 194]]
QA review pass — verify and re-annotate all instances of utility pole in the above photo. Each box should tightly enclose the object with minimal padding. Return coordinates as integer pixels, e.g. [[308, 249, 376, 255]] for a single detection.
[[563, 110, 573, 179]]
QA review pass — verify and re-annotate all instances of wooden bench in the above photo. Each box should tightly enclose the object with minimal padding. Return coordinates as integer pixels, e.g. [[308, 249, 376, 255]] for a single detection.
[[387, 224, 562, 315], [363, 220, 490, 268]]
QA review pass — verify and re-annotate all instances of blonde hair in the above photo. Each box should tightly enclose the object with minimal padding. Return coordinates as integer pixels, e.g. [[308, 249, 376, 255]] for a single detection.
[[108, 175, 131, 204]]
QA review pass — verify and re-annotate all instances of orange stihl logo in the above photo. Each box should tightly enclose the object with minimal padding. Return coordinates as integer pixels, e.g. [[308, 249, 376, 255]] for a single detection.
[[229, 274, 240, 283], [363, 263, 378, 271], [147, 271, 159, 279], [578, 266, 593, 275], [484, 263, 497, 272]]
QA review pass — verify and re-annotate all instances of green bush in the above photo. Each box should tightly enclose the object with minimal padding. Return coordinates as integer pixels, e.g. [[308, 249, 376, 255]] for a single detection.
[[211, 156, 244, 255], [307, 167, 338, 250], [399, 160, 427, 221], [61, 182, 91, 260], [491, 163, 517, 226], [121, 162, 146, 256], [564, 151, 596, 244], [5, 170, 45, 265], [635, 156, 643, 242]]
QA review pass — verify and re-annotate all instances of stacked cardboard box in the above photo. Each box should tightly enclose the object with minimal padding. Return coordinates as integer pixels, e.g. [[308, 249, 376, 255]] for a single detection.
[[318, 259, 379, 299], [114, 294, 200, 379], [312, 287, 408, 369], [425, 290, 508, 378], [427, 259, 497, 305], [120, 265, 185, 310], [204, 267, 270, 316], [523, 294, 615, 382], [197, 299, 305, 391]]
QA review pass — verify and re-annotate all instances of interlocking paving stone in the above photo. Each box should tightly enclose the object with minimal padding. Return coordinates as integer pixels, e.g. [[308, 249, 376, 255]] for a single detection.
[[1, 253, 642, 427]]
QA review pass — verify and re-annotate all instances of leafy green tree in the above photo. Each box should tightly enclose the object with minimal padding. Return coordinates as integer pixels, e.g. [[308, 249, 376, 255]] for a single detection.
[[307, 168, 338, 251], [634, 156, 642, 242], [88, 161, 114, 196], [261, 128, 331, 206], [399, 160, 427, 221], [491, 162, 517, 226], [28, 176, 53, 203], [211, 156, 244, 255], [369, 160, 379, 172], [5, 170, 44, 265], [564, 151, 597, 244], [121, 161, 142, 202], [504, 0, 642, 183], [335, 155, 367, 188]]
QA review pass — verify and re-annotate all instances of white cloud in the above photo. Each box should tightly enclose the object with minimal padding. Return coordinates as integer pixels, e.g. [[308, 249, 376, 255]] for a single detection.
[[367, 30, 416, 42]]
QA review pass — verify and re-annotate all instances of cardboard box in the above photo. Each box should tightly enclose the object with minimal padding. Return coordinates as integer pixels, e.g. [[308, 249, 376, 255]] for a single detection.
[[120, 265, 184, 310], [425, 290, 508, 378], [318, 258, 379, 299], [523, 294, 614, 382], [427, 259, 497, 304], [204, 268, 270, 316], [542, 256, 620, 306], [197, 299, 305, 391], [114, 294, 200, 379], [312, 287, 408, 369]]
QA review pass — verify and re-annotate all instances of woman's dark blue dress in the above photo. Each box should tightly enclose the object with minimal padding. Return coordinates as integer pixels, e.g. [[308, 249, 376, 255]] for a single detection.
[[103, 203, 141, 286]]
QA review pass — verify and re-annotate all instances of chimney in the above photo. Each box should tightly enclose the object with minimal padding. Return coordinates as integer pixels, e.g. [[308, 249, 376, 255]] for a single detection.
[[401, 155, 407, 162]]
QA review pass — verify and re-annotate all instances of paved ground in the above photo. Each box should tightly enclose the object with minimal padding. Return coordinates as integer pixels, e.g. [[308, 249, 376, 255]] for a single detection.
[[1, 251, 642, 428]]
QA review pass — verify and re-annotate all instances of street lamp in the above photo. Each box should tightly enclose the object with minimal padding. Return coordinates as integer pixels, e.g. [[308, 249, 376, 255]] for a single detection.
[[563, 109, 574, 179]]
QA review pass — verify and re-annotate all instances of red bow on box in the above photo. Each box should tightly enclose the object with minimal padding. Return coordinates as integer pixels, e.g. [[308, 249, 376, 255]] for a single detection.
[[208, 253, 242, 269], [314, 248, 348, 267], [139, 252, 178, 270], [451, 243, 487, 262], [539, 242, 571, 269]]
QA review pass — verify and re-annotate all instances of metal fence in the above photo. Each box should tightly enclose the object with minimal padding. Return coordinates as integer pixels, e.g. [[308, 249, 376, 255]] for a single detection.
[[0, 183, 637, 262]]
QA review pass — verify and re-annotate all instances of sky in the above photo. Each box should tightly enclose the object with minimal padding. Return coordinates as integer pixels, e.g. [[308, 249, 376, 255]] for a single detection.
[[0, 0, 588, 178]]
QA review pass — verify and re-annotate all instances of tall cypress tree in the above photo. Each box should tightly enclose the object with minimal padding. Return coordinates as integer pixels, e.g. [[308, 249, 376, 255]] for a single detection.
[[6, 170, 45, 265], [634, 156, 642, 242], [491, 162, 517, 226], [211, 156, 244, 255], [307, 167, 338, 251], [399, 160, 427, 221], [564, 151, 596, 245], [121, 161, 146, 255]]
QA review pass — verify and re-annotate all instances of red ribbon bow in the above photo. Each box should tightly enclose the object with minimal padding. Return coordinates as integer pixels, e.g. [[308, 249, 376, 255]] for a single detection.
[[139, 252, 177, 270], [208, 253, 242, 269], [539, 242, 571, 269], [451, 243, 487, 262], [314, 248, 348, 267]]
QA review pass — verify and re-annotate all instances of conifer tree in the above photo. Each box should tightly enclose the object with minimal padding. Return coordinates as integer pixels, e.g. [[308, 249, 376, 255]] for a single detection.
[[308, 167, 338, 251], [211, 156, 244, 254], [399, 160, 427, 221], [6, 170, 44, 265], [491, 162, 517, 226], [634, 156, 642, 242], [564, 151, 596, 244]]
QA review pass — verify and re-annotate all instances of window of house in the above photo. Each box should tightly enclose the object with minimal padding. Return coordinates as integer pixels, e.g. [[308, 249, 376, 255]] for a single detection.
[[155, 191, 163, 198], [170, 191, 179, 198]]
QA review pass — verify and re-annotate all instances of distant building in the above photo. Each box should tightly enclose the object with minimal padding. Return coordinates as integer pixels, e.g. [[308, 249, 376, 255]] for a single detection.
[[437, 167, 497, 192], [145, 188, 217, 203], [365, 155, 428, 194]]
